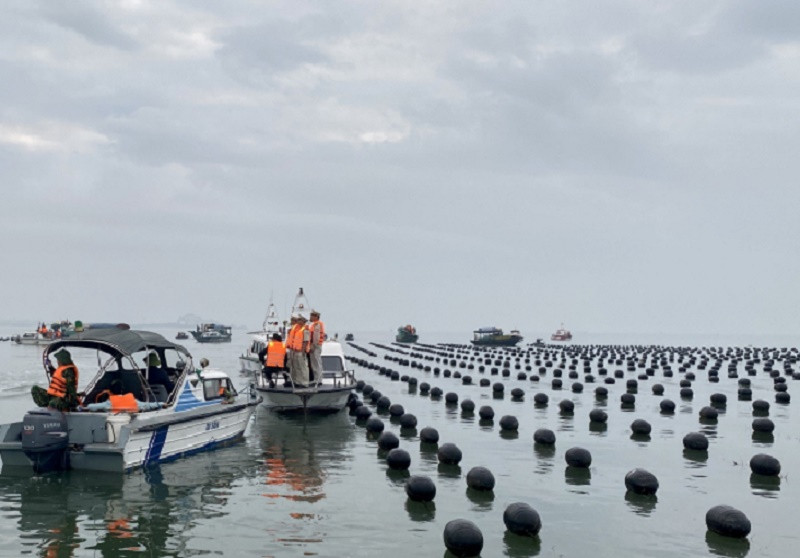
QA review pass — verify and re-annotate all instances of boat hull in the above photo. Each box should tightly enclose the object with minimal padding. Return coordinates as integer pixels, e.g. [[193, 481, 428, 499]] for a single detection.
[[256, 386, 353, 413], [471, 335, 523, 346], [0, 401, 259, 473], [396, 333, 419, 343]]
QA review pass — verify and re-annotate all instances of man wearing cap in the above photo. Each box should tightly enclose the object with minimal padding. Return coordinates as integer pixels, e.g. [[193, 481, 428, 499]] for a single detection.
[[286, 314, 311, 387], [307, 310, 325, 384], [31, 349, 80, 411]]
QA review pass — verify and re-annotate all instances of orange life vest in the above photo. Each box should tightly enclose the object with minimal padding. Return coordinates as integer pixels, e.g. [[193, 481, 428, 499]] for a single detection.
[[286, 324, 305, 351], [266, 340, 286, 367], [109, 393, 138, 412], [47, 365, 78, 398], [308, 320, 325, 346]]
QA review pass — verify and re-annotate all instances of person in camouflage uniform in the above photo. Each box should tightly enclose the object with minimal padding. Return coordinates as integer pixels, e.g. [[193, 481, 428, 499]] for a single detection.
[[31, 349, 80, 411]]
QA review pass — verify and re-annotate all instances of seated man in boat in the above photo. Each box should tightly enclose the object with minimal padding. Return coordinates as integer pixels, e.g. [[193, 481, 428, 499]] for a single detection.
[[260, 333, 287, 388], [142, 352, 175, 393], [31, 349, 81, 411], [83, 380, 164, 412]]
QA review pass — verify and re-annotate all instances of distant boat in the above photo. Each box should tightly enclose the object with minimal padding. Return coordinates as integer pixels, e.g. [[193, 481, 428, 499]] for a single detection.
[[551, 324, 573, 342], [396, 324, 418, 343], [471, 327, 523, 347], [190, 323, 232, 343], [345, 333, 354, 341], [175, 331, 189, 340], [13, 332, 54, 346], [239, 296, 285, 374]]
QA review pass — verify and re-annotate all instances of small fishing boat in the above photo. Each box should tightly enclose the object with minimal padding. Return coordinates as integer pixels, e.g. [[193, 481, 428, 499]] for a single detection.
[[13, 332, 54, 346], [175, 331, 189, 340], [190, 323, 232, 343], [0, 328, 260, 473], [551, 324, 573, 341], [471, 327, 523, 347], [254, 340, 356, 413], [345, 333, 354, 341], [396, 324, 418, 343], [239, 298, 284, 374]]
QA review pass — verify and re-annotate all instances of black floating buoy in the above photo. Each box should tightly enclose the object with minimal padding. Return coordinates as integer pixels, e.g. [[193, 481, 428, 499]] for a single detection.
[[620, 393, 635, 407], [630, 419, 651, 435], [466, 466, 495, 491], [776, 392, 791, 404], [461, 399, 475, 413], [750, 453, 781, 476], [405, 475, 436, 502], [624, 468, 659, 495], [355, 406, 373, 420], [559, 399, 574, 413], [752, 399, 769, 414], [386, 448, 411, 470], [699, 406, 718, 420], [499, 415, 519, 431], [443, 519, 483, 558], [492, 382, 504, 393], [660, 399, 675, 413], [479, 378, 490, 387], [683, 432, 709, 451], [430, 387, 443, 398], [377, 431, 400, 451], [652, 384, 664, 396], [680, 387, 693, 400], [420, 426, 439, 444], [445, 392, 459, 404], [389, 403, 405, 417], [478, 405, 494, 420], [589, 409, 608, 423], [705, 505, 751, 539], [533, 393, 549, 406], [565, 447, 592, 468], [400, 413, 418, 429], [419, 382, 430, 394], [437, 442, 463, 465], [365, 416, 385, 433], [511, 387, 525, 400], [362, 384, 374, 396], [595, 386, 608, 399], [533, 428, 555, 445], [572, 382, 583, 393], [503, 503, 542, 537], [377, 396, 391, 410], [752, 417, 774, 433]]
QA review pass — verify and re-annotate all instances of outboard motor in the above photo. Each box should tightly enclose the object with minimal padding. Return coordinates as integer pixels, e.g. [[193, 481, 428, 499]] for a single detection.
[[21, 409, 69, 473]]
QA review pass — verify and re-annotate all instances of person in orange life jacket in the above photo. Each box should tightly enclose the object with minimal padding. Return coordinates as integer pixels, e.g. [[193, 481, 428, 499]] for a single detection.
[[31, 349, 80, 411], [286, 313, 311, 386], [307, 310, 325, 384], [259, 333, 287, 388]]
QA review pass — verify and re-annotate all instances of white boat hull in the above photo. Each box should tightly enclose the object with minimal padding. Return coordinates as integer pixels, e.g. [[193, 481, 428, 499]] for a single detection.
[[256, 384, 353, 413]]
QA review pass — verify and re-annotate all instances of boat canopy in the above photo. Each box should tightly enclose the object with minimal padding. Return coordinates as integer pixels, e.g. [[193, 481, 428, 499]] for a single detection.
[[44, 328, 190, 362], [475, 327, 503, 334]]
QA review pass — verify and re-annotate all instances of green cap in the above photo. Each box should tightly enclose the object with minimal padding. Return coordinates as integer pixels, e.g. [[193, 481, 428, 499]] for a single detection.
[[53, 349, 72, 365]]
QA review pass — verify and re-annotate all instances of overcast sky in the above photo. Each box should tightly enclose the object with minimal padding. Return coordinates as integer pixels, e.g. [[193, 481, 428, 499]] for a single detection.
[[1, 1, 798, 339]]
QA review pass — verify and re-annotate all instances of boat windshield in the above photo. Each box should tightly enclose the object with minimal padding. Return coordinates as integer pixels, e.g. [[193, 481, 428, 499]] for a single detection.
[[322, 356, 344, 372]]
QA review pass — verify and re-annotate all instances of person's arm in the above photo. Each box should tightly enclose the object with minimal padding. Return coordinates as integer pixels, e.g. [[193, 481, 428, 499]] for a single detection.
[[64, 367, 79, 404], [84, 400, 112, 411]]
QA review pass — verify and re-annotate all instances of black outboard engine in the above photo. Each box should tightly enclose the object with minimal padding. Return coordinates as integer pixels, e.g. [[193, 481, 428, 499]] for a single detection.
[[21, 409, 70, 473]]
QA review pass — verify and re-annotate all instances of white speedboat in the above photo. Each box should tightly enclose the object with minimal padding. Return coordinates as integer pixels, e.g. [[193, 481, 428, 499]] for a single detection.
[[13, 331, 54, 346], [0, 328, 260, 473], [255, 341, 356, 413], [239, 299, 284, 374]]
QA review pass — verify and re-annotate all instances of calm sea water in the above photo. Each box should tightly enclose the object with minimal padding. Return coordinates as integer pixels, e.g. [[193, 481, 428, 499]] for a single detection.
[[0, 325, 797, 557]]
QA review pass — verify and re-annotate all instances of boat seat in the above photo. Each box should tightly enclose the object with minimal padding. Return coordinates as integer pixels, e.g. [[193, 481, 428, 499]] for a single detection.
[[149, 384, 169, 403]]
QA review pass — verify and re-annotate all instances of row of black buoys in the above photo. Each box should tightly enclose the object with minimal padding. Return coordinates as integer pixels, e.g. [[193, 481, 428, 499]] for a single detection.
[[466, 466, 495, 491], [565, 447, 591, 467], [750, 453, 780, 476], [443, 519, 483, 557], [706, 505, 751, 538], [624, 468, 659, 495]]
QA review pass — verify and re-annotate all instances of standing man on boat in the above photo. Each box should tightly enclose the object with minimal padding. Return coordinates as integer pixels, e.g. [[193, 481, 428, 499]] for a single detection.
[[307, 310, 325, 384], [286, 313, 311, 387], [31, 349, 80, 410]]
